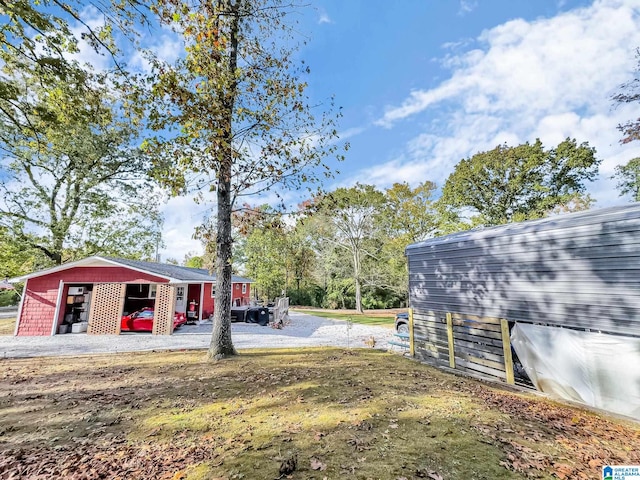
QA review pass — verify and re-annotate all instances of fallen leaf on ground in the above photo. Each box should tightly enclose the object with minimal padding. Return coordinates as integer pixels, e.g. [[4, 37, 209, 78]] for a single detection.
[[310, 458, 327, 471]]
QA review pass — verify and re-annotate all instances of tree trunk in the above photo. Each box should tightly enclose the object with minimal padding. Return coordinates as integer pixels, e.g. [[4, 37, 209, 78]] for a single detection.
[[353, 246, 363, 313], [52, 236, 64, 265], [354, 276, 362, 313], [208, 161, 236, 359], [208, 0, 239, 360]]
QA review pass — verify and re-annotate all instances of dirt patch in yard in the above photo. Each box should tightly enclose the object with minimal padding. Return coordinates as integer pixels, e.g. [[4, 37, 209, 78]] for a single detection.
[[0, 318, 15, 336], [0, 348, 638, 479]]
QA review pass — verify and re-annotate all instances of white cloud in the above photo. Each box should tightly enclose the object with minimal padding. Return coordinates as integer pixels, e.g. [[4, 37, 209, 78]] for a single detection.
[[363, 0, 640, 207], [338, 126, 366, 141], [158, 195, 210, 262], [459, 0, 479, 15], [129, 33, 183, 73], [64, 6, 111, 71], [318, 9, 332, 25], [347, 157, 434, 186], [375, 80, 470, 128]]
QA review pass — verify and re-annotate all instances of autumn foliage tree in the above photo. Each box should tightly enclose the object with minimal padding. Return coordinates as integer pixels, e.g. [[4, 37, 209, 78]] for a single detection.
[[145, 0, 344, 359]]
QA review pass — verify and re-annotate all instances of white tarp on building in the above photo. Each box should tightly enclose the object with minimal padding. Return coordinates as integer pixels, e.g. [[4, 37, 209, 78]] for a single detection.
[[511, 323, 640, 420]]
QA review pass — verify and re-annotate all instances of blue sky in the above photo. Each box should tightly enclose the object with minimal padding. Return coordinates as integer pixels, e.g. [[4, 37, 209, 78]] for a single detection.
[[297, 0, 640, 186], [35, 0, 640, 260]]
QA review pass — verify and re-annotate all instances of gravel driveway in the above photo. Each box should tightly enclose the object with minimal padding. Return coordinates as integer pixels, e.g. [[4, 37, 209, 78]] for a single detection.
[[0, 312, 396, 358]]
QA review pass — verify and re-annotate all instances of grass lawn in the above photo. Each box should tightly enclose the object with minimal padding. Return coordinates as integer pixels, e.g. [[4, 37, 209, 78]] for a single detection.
[[0, 317, 15, 335], [291, 308, 396, 327], [1, 348, 638, 479]]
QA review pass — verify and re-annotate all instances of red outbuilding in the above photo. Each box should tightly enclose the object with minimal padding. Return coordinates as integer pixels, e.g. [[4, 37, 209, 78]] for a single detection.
[[10, 256, 253, 336]]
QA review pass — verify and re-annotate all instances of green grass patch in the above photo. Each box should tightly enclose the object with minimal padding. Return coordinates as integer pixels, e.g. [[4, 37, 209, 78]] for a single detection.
[[0, 317, 15, 335], [0, 348, 637, 479], [291, 308, 396, 327]]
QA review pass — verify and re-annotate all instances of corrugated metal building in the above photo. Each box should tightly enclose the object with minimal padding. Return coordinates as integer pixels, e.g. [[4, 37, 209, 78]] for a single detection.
[[405, 203, 640, 420], [406, 203, 640, 337]]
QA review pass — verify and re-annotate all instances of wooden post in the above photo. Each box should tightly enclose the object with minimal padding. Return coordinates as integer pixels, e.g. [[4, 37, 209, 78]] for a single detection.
[[408, 308, 415, 357], [500, 319, 515, 385], [445, 312, 455, 368]]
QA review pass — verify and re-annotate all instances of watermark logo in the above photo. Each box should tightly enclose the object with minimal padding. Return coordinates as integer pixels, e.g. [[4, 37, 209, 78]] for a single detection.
[[603, 465, 640, 480]]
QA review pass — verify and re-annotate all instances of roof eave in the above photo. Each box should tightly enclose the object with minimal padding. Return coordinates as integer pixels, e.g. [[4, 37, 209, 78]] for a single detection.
[[8, 256, 178, 283]]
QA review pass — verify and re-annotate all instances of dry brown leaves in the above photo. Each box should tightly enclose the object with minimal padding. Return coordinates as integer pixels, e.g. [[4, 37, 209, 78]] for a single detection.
[[469, 385, 640, 479], [0, 436, 219, 480]]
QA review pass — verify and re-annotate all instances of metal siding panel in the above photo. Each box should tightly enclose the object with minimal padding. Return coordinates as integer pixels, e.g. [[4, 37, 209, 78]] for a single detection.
[[408, 205, 640, 336]]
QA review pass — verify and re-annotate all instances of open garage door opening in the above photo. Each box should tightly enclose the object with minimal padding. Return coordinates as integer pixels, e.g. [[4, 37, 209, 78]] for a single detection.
[[120, 284, 185, 334], [9, 256, 253, 337]]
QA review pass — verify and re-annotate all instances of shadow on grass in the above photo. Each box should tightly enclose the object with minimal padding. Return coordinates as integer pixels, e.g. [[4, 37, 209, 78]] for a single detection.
[[0, 348, 638, 479]]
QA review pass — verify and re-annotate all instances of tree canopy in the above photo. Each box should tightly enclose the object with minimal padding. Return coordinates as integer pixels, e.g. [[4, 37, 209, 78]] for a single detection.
[[440, 138, 600, 226], [0, 0, 161, 270], [613, 157, 640, 202], [145, 0, 345, 358], [0, 66, 162, 265], [312, 184, 386, 313]]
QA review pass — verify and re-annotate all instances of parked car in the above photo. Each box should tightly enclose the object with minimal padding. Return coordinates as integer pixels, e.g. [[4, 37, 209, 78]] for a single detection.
[[395, 312, 409, 334], [121, 308, 187, 332]]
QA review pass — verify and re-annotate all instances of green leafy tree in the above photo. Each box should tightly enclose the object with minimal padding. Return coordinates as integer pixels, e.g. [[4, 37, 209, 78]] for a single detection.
[[183, 253, 205, 269], [441, 138, 600, 226], [0, 1, 149, 136], [613, 158, 640, 201], [375, 181, 445, 303], [0, 227, 50, 305], [232, 204, 317, 302], [285, 227, 315, 294], [383, 182, 440, 242], [0, 1, 162, 267], [244, 226, 288, 301], [314, 184, 386, 313], [146, 0, 344, 359], [0, 70, 163, 265], [233, 205, 288, 300]]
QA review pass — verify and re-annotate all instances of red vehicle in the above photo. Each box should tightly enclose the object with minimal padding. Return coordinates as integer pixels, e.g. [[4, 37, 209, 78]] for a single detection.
[[121, 308, 187, 332]]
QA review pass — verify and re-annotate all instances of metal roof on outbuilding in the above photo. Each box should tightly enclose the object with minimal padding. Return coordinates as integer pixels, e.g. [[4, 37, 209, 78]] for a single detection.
[[405, 202, 640, 336], [106, 257, 253, 283], [9, 256, 254, 284], [406, 203, 640, 252]]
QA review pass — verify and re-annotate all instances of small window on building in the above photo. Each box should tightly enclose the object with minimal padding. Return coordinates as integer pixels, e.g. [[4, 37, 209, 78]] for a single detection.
[[242, 283, 247, 294], [149, 285, 157, 299], [176, 286, 184, 302], [211, 286, 216, 298]]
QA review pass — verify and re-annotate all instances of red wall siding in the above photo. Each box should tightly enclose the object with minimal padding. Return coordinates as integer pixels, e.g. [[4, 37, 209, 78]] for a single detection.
[[17, 266, 169, 336], [232, 282, 251, 306], [52, 267, 168, 284], [202, 283, 214, 319], [16, 278, 58, 336], [200, 282, 251, 318]]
